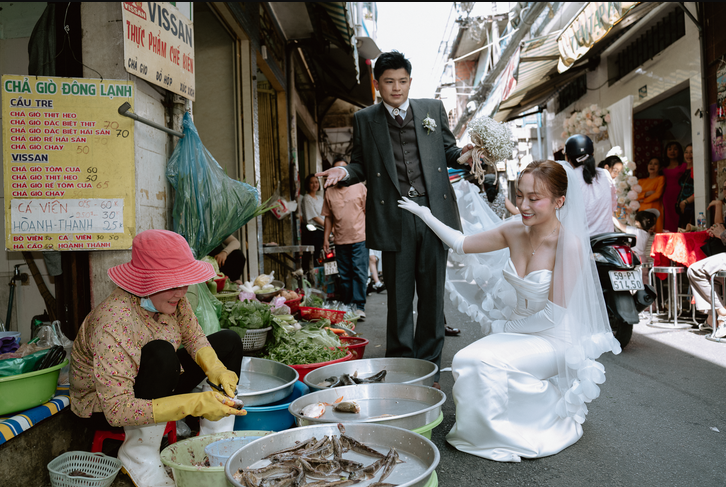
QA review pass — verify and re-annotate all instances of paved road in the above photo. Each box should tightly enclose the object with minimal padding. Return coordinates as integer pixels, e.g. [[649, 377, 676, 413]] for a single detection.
[[361, 291, 726, 487]]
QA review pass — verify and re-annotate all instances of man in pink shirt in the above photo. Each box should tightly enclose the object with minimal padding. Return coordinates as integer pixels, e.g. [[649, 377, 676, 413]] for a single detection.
[[322, 157, 368, 320]]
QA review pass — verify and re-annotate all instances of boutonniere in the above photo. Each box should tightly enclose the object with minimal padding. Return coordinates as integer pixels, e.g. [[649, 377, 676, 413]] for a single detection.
[[422, 114, 437, 135]]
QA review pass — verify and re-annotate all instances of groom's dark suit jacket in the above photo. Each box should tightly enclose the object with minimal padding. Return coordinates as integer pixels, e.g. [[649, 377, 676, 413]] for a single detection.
[[345, 99, 466, 250]]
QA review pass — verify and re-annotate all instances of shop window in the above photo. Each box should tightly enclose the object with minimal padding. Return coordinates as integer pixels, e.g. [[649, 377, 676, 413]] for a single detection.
[[556, 74, 587, 114], [610, 8, 686, 85]]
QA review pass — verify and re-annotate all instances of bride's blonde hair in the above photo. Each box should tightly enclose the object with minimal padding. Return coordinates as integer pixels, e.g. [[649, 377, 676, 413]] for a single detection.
[[518, 160, 567, 203]]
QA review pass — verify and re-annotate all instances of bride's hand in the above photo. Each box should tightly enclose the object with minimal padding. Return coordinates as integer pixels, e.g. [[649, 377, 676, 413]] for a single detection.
[[398, 197, 432, 219]]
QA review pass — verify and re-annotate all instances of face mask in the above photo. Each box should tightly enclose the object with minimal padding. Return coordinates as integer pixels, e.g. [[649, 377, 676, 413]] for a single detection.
[[140, 297, 159, 313]]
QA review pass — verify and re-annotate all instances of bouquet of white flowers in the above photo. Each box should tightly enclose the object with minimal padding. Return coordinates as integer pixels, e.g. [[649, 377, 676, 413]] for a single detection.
[[458, 115, 515, 184], [562, 104, 611, 138], [610, 146, 640, 225]]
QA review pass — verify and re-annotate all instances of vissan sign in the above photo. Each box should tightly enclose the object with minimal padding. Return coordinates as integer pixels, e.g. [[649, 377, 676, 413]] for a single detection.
[[557, 2, 639, 73]]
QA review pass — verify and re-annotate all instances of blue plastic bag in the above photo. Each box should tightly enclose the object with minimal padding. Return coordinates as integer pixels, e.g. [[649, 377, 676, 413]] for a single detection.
[[166, 112, 260, 258]]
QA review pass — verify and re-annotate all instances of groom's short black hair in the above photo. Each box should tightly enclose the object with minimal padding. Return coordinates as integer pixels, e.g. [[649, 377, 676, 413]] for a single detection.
[[374, 51, 412, 80]]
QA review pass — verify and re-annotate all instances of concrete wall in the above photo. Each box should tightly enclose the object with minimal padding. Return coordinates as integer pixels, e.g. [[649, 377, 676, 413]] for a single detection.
[[0, 2, 58, 339], [80, 3, 174, 307], [545, 3, 705, 213]]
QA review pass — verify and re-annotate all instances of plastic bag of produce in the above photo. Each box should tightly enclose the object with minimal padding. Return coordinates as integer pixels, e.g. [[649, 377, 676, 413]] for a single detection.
[[166, 112, 269, 258], [192, 283, 222, 336]]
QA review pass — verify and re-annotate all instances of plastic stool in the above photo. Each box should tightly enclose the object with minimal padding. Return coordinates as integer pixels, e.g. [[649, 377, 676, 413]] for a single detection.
[[648, 266, 693, 329], [91, 421, 177, 453]]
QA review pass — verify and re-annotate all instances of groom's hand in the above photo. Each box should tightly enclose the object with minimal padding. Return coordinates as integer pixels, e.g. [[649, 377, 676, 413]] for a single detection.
[[459, 144, 475, 166], [316, 167, 347, 188]]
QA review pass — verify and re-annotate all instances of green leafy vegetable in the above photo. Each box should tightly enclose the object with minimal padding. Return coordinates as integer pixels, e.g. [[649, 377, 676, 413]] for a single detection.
[[264, 341, 346, 365], [220, 299, 272, 330]]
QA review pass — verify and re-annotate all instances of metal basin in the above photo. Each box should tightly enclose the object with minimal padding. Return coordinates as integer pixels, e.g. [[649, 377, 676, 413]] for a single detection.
[[303, 357, 438, 392], [236, 357, 298, 407], [225, 423, 439, 487], [289, 383, 445, 430]]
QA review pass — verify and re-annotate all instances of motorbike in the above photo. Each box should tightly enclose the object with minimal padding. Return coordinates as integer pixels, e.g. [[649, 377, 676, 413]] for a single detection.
[[591, 232, 657, 348]]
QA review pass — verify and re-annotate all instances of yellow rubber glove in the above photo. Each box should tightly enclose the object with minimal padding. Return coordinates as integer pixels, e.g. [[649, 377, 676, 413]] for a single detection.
[[195, 346, 238, 397], [152, 391, 246, 423]]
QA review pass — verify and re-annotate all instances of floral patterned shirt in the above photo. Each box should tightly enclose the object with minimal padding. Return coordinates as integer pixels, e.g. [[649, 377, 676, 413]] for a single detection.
[[70, 288, 210, 426]]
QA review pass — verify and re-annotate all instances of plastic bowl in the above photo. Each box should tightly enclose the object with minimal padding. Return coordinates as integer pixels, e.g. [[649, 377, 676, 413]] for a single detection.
[[160, 431, 271, 487], [204, 437, 261, 467], [288, 351, 353, 382], [234, 380, 309, 432], [0, 359, 68, 416], [339, 336, 369, 360], [411, 412, 444, 440], [255, 280, 285, 301]]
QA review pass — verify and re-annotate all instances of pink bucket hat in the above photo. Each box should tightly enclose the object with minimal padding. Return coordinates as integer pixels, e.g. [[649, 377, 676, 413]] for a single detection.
[[108, 229, 216, 296]]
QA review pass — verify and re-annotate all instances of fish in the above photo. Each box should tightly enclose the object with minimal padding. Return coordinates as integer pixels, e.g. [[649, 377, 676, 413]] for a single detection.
[[378, 448, 402, 482], [339, 373, 357, 386], [332, 434, 344, 459], [316, 376, 341, 388], [339, 435, 386, 459], [301, 480, 361, 487], [337, 458, 364, 473], [358, 370, 387, 383], [333, 401, 361, 414], [368, 483, 397, 487], [300, 396, 344, 418], [262, 438, 317, 459], [348, 456, 386, 481]]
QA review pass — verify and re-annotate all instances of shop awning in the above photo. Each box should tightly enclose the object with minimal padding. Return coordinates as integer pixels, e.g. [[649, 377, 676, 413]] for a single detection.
[[493, 30, 562, 121], [557, 2, 640, 73]]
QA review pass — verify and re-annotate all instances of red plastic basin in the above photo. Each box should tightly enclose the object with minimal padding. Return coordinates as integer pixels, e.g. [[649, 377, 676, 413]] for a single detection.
[[339, 336, 369, 360], [288, 351, 353, 382]]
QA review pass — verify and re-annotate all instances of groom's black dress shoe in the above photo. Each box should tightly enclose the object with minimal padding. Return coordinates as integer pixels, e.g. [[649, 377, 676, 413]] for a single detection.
[[445, 325, 461, 336]]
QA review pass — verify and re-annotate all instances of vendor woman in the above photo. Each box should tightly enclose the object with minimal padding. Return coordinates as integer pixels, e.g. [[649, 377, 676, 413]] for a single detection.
[[70, 229, 245, 487]]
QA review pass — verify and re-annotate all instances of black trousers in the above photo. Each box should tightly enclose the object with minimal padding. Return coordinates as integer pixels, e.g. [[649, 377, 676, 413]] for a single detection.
[[382, 195, 446, 381], [82, 329, 243, 430], [217, 249, 246, 282]]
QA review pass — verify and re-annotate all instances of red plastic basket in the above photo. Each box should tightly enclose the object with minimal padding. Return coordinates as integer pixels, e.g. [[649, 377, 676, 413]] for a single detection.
[[289, 351, 353, 381], [299, 307, 346, 324], [339, 336, 369, 360], [285, 296, 302, 315]]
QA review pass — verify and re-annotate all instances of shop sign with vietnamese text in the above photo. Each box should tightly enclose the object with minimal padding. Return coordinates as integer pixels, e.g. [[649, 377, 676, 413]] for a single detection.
[[1, 75, 135, 251], [557, 2, 639, 73], [122, 2, 195, 100]]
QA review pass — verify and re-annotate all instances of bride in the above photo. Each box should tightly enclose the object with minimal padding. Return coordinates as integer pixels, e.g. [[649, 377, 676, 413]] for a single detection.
[[399, 160, 621, 462]]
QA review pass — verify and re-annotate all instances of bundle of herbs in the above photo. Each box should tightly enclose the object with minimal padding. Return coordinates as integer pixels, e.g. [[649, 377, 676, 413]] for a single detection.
[[265, 318, 345, 365]]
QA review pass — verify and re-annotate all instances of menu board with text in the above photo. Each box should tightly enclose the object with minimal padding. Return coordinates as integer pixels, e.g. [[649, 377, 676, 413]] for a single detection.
[[2, 75, 135, 250]]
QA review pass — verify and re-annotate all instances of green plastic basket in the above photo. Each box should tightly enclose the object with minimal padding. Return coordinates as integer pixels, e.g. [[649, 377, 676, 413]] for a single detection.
[[160, 430, 272, 487], [0, 359, 68, 416], [411, 412, 444, 440], [47, 451, 122, 487]]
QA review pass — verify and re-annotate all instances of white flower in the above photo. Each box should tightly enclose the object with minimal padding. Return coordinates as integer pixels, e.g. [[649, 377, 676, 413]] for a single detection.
[[627, 190, 639, 200], [627, 161, 637, 170], [617, 181, 629, 190], [629, 200, 640, 210], [627, 176, 639, 186], [590, 104, 598, 112], [422, 115, 437, 134], [631, 184, 642, 193], [607, 146, 623, 157], [618, 196, 627, 205]]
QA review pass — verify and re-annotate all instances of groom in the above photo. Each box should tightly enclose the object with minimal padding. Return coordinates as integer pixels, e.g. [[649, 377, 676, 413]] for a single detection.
[[318, 51, 473, 388]]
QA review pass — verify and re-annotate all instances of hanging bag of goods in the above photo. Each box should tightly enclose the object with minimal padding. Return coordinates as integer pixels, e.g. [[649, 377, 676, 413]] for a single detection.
[[458, 116, 515, 183]]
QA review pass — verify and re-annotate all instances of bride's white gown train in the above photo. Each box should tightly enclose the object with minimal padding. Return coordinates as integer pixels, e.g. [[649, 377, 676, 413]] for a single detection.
[[446, 259, 582, 462]]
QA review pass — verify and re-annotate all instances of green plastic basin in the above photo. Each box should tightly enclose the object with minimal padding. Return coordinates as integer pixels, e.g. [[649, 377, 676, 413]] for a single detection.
[[411, 412, 444, 440], [0, 359, 68, 416]]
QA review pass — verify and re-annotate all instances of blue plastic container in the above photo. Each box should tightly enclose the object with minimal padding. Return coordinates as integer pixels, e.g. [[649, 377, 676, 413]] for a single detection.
[[234, 381, 309, 432]]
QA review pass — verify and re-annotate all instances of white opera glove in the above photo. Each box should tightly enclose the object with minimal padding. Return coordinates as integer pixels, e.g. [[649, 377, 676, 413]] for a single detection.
[[491, 300, 559, 334], [398, 197, 466, 254]]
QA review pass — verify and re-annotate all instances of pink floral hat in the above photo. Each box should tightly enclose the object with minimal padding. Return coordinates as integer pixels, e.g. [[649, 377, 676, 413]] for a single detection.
[[108, 229, 216, 296]]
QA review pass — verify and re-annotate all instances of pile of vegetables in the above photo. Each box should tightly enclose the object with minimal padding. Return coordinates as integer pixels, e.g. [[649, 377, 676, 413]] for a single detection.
[[220, 299, 273, 338], [264, 317, 346, 365]]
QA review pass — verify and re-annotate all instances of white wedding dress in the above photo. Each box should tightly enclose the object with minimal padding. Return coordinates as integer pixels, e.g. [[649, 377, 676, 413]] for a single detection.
[[446, 259, 582, 462]]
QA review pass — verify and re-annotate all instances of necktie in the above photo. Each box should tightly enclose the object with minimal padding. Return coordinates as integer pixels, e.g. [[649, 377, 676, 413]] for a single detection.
[[395, 114, 404, 126], [393, 107, 404, 126]]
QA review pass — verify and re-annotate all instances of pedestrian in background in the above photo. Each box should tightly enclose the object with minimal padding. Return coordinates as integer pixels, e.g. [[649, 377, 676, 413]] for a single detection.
[[301, 174, 325, 266], [322, 157, 368, 320], [677, 143, 695, 229], [662, 141, 686, 232], [637, 157, 665, 233]]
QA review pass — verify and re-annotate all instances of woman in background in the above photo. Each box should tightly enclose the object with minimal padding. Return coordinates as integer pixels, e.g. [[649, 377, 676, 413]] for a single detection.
[[661, 141, 686, 231], [301, 174, 325, 264], [677, 144, 695, 229], [638, 157, 665, 233]]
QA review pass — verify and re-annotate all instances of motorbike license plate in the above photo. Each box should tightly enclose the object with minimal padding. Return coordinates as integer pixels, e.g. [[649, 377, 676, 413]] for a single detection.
[[608, 270, 644, 291], [324, 261, 338, 275]]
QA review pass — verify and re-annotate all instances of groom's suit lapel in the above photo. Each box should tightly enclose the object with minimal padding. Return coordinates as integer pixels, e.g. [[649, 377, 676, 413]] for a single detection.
[[367, 103, 400, 193], [411, 99, 436, 194]]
